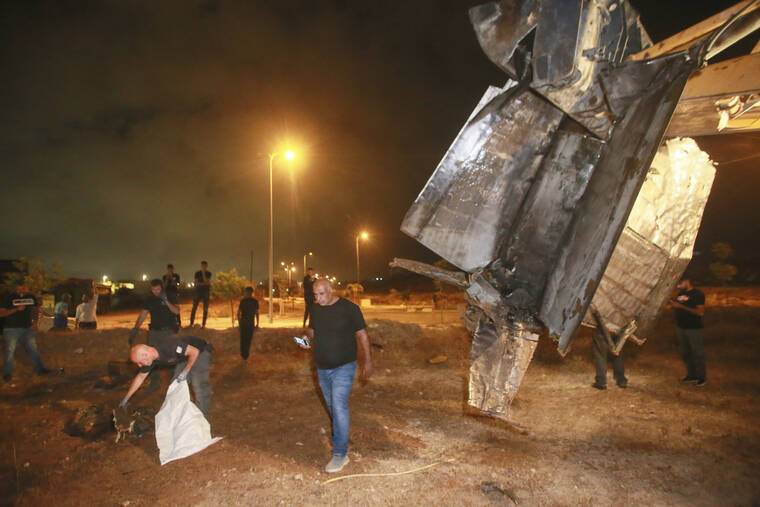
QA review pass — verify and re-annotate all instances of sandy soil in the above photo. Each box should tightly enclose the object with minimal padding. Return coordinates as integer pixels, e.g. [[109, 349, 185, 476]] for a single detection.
[[1, 292, 759, 506]]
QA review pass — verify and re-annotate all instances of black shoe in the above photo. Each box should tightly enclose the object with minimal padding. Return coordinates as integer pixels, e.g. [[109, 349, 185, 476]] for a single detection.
[[592, 382, 607, 390], [2, 374, 11, 382], [681, 376, 698, 383], [695, 378, 707, 387], [37, 368, 53, 375], [616, 379, 628, 389]]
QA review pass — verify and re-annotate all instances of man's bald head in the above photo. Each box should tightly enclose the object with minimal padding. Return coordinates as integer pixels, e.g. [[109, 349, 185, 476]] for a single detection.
[[130, 344, 156, 367], [314, 278, 336, 306]]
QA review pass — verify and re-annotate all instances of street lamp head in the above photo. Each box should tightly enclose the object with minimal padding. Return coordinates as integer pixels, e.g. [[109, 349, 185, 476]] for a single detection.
[[285, 149, 295, 161], [361, 232, 369, 240]]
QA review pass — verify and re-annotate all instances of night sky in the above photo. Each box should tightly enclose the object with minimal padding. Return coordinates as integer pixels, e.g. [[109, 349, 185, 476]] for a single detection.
[[1, 0, 758, 283]]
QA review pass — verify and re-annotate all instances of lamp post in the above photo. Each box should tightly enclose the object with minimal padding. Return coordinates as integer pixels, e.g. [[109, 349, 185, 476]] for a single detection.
[[268, 149, 295, 324], [303, 251, 313, 276], [355, 231, 368, 283]]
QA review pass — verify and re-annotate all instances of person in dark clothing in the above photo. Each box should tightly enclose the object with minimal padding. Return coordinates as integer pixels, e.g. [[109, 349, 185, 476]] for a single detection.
[[1, 283, 52, 381], [162, 263, 181, 330], [297, 278, 373, 473], [128, 279, 181, 391], [591, 328, 627, 390], [236, 287, 259, 360], [121, 335, 213, 416], [302, 267, 315, 327], [190, 261, 212, 328], [670, 278, 707, 386]]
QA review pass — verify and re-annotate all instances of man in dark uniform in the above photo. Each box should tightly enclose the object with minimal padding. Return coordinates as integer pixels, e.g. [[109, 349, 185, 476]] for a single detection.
[[236, 287, 259, 360], [190, 261, 212, 328], [129, 279, 181, 390], [1, 283, 52, 381], [670, 278, 707, 386], [298, 278, 373, 473], [120, 335, 213, 416], [302, 267, 315, 327], [162, 263, 181, 330]]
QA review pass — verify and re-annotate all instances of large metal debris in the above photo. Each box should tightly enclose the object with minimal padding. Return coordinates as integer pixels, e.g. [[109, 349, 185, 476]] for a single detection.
[[395, 0, 752, 420]]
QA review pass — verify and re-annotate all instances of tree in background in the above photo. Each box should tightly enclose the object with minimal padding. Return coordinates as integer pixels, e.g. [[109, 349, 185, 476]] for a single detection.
[[211, 268, 248, 327], [3, 257, 62, 295], [709, 242, 738, 285]]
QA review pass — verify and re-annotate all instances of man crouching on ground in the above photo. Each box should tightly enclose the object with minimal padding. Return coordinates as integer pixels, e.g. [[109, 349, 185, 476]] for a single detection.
[[120, 336, 213, 417], [298, 278, 373, 473]]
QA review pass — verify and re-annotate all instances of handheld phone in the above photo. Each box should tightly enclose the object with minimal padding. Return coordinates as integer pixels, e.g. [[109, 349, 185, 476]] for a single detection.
[[294, 336, 310, 347]]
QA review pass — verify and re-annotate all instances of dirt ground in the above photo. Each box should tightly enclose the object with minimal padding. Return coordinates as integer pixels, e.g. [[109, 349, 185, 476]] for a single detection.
[[1, 291, 759, 506]]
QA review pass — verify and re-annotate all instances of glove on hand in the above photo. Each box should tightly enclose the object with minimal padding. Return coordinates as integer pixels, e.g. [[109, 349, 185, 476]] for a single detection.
[[119, 396, 129, 408], [128, 328, 138, 345], [176, 370, 188, 382]]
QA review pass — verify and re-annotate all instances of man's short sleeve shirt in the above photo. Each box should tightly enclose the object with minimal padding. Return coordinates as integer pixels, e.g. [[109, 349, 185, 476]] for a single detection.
[[238, 297, 259, 322], [194, 271, 212, 294], [4, 293, 37, 328], [675, 288, 705, 329], [309, 297, 366, 370], [138, 336, 208, 373], [143, 294, 177, 330]]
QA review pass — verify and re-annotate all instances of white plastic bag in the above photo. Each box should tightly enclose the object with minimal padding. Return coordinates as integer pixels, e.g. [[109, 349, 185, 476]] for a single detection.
[[155, 380, 222, 465]]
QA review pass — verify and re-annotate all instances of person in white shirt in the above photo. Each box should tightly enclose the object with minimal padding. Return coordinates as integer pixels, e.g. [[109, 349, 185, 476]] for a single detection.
[[76, 282, 99, 330]]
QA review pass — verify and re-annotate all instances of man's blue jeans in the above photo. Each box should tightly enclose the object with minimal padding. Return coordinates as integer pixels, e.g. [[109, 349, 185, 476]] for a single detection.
[[3, 328, 45, 375], [317, 361, 356, 457]]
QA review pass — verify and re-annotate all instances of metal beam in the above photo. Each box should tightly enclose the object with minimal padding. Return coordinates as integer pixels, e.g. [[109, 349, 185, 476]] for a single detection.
[[627, 0, 760, 61], [666, 52, 760, 136]]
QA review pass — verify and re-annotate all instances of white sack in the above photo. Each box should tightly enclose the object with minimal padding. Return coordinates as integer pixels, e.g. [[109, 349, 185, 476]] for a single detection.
[[155, 380, 221, 465]]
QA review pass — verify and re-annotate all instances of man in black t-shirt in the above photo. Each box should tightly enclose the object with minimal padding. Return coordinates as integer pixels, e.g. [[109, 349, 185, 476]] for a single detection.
[[298, 278, 373, 473], [129, 279, 181, 390], [669, 278, 707, 386], [162, 264, 181, 330], [120, 335, 213, 416], [190, 261, 212, 328], [302, 268, 315, 327], [0, 283, 52, 381], [236, 287, 259, 360]]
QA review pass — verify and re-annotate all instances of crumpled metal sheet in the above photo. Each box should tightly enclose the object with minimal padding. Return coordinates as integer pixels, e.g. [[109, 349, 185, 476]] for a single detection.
[[584, 138, 716, 338], [471, 0, 653, 139], [469, 316, 538, 419], [402, 82, 564, 272]]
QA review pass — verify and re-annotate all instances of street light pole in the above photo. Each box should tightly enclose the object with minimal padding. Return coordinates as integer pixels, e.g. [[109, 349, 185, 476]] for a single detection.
[[355, 232, 368, 283], [267, 150, 295, 324], [268, 153, 275, 324], [303, 251, 312, 277]]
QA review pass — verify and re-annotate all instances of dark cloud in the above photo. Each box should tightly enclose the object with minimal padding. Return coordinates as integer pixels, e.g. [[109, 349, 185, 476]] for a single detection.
[[1, 0, 757, 282]]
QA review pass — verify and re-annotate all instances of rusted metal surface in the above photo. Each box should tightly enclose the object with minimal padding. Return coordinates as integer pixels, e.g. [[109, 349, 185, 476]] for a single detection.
[[667, 53, 760, 136], [396, 0, 742, 419]]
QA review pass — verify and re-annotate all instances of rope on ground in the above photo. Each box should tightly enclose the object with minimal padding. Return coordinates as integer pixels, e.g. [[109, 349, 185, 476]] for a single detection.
[[323, 458, 456, 485]]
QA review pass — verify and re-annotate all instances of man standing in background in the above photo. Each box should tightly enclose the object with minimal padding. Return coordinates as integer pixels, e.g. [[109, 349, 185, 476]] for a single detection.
[[162, 263, 181, 331], [302, 267, 315, 327], [1, 283, 52, 381], [670, 278, 707, 386], [190, 261, 212, 328], [237, 287, 259, 360], [75, 282, 99, 329]]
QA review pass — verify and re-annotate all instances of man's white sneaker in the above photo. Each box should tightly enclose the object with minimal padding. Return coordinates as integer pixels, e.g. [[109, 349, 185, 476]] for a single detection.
[[325, 455, 349, 473]]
